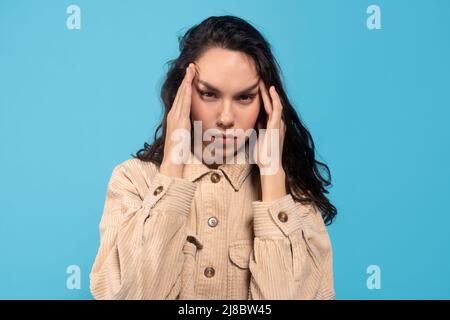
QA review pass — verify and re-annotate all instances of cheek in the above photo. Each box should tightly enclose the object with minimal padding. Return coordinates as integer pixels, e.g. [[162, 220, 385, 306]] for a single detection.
[[236, 100, 261, 130], [191, 95, 213, 123], [191, 95, 216, 129]]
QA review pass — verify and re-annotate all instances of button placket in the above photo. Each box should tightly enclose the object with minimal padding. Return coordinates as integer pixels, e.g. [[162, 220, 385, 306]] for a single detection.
[[195, 171, 227, 296]]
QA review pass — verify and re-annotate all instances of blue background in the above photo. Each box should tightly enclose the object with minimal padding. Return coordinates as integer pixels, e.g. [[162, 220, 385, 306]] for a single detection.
[[1, 0, 449, 299]]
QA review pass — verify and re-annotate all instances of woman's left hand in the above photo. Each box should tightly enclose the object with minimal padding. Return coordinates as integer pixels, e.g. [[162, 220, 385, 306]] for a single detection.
[[253, 81, 287, 201]]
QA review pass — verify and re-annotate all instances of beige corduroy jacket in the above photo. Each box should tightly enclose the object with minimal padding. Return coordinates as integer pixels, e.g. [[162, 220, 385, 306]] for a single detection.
[[89, 157, 335, 300]]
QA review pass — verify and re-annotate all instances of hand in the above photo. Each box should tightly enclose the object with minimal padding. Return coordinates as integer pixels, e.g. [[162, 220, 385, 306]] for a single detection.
[[253, 81, 286, 176], [160, 63, 196, 178], [252, 81, 287, 201]]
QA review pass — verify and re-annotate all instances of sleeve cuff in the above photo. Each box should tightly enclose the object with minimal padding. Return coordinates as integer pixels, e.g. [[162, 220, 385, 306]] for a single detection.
[[252, 194, 308, 238], [142, 172, 197, 217]]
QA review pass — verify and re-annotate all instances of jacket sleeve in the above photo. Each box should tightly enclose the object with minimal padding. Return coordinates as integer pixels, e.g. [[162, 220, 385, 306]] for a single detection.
[[89, 164, 197, 300], [248, 194, 335, 300]]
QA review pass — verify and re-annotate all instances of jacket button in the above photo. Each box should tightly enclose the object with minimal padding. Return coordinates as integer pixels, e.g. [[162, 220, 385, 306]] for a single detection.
[[207, 216, 219, 227], [153, 185, 164, 196], [278, 211, 288, 223], [210, 172, 221, 183], [204, 266, 215, 278]]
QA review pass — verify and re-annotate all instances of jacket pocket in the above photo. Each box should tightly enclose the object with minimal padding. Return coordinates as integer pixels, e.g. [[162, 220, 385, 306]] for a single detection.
[[228, 239, 253, 300]]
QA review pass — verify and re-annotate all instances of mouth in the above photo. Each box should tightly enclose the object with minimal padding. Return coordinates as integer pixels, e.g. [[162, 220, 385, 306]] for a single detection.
[[211, 134, 237, 145]]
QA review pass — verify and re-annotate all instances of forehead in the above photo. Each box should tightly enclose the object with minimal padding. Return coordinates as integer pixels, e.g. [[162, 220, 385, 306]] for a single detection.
[[194, 47, 259, 92]]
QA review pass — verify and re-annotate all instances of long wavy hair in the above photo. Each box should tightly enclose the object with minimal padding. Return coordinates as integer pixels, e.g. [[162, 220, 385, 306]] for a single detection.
[[132, 15, 337, 225]]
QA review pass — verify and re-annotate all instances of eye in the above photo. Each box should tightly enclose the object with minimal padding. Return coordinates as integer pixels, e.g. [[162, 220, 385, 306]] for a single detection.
[[238, 94, 256, 104], [199, 90, 217, 100]]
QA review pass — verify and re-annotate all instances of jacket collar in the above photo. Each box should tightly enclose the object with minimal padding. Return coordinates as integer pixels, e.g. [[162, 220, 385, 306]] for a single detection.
[[182, 151, 255, 191]]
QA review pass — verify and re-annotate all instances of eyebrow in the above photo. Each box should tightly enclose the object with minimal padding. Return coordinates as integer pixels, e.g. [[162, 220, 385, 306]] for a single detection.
[[196, 79, 259, 95]]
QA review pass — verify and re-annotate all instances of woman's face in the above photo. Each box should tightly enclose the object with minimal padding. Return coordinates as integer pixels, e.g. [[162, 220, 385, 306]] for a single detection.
[[190, 47, 261, 164]]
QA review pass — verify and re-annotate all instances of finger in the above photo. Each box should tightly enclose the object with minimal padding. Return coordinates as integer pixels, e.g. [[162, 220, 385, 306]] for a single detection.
[[172, 64, 188, 114], [192, 62, 199, 81], [173, 65, 191, 115], [259, 80, 273, 116], [280, 118, 286, 150], [269, 86, 283, 124], [280, 118, 286, 139], [181, 64, 194, 116]]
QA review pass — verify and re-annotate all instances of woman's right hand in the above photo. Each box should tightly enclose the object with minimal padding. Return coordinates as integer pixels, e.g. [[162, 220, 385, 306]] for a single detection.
[[160, 63, 196, 178]]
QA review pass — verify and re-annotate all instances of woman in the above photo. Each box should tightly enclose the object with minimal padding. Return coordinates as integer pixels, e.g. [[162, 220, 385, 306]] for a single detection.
[[90, 15, 337, 300]]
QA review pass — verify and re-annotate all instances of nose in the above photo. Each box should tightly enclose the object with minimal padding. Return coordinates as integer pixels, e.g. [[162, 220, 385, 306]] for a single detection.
[[216, 101, 235, 129]]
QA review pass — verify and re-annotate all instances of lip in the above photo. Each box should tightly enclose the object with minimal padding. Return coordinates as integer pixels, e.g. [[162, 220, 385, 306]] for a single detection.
[[222, 135, 237, 139], [211, 135, 237, 144]]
